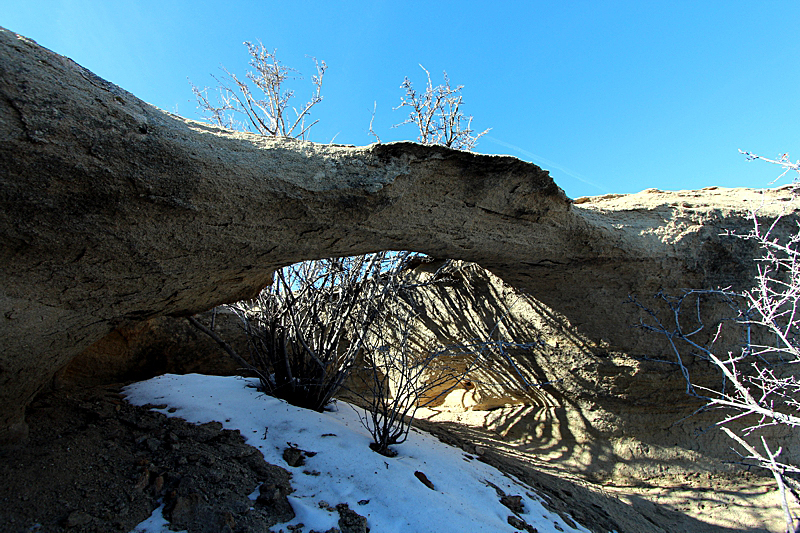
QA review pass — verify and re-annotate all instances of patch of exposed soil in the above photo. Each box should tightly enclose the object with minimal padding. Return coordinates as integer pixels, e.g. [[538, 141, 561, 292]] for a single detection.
[[0, 384, 297, 533]]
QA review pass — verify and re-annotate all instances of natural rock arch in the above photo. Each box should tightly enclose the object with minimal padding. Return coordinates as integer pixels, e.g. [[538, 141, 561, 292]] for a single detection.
[[0, 27, 795, 444]]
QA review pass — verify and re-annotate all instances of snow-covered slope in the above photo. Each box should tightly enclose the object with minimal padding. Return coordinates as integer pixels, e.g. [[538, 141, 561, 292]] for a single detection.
[[125, 374, 589, 533]]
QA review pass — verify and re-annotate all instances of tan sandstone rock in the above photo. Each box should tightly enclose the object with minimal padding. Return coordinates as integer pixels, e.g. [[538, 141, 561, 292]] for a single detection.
[[398, 258, 800, 476], [56, 308, 245, 388], [0, 26, 798, 447]]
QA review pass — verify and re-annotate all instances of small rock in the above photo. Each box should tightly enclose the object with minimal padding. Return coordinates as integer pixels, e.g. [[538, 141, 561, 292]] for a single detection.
[[64, 510, 93, 528], [414, 470, 435, 490], [152, 474, 164, 494], [220, 511, 236, 530], [198, 420, 223, 435], [336, 503, 368, 533], [133, 471, 149, 490], [507, 514, 538, 533], [229, 500, 250, 514], [283, 446, 305, 467], [500, 494, 525, 514], [169, 492, 205, 525], [256, 483, 295, 524]]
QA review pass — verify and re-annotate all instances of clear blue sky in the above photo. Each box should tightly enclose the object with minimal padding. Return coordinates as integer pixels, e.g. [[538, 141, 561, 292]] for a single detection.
[[3, 1, 799, 198]]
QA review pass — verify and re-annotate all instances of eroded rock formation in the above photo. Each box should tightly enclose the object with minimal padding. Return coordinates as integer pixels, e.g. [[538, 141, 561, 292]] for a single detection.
[[382, 258, 800, 474], [55, 309, 245, 389], [1, 26, 797, 444]]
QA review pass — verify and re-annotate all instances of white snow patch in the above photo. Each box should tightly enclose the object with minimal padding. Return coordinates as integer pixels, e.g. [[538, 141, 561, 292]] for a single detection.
[[125, 374, 588, 533]]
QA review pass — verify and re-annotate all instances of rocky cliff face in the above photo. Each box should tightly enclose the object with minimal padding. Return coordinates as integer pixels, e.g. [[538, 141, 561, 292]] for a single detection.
[[0, 26, 797, 445]]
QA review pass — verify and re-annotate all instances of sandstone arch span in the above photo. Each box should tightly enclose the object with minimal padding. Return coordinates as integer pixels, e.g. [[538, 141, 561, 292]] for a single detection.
[[0, 28, 793, 443]]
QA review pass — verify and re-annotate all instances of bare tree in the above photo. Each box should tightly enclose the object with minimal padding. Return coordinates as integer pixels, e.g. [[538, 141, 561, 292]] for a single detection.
[[630, 151, 800, 533], [368, 101, 381, 144], [190, 41, 325, 139], [393, 65, 489, 151]]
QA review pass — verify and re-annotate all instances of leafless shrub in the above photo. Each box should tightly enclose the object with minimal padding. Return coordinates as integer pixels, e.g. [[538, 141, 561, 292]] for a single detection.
[[393, 65, 489, 151], [630, 151, 800, 532], [190, 41, 325, 139], [348, 307, 470, 456], [224, 253, 427, 412], [349, 295, 542, 457]]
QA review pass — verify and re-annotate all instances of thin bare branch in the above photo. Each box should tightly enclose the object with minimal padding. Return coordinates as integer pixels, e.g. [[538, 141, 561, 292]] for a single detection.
[[368, 101, 381, 144], [631, 152, 800, 527]]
